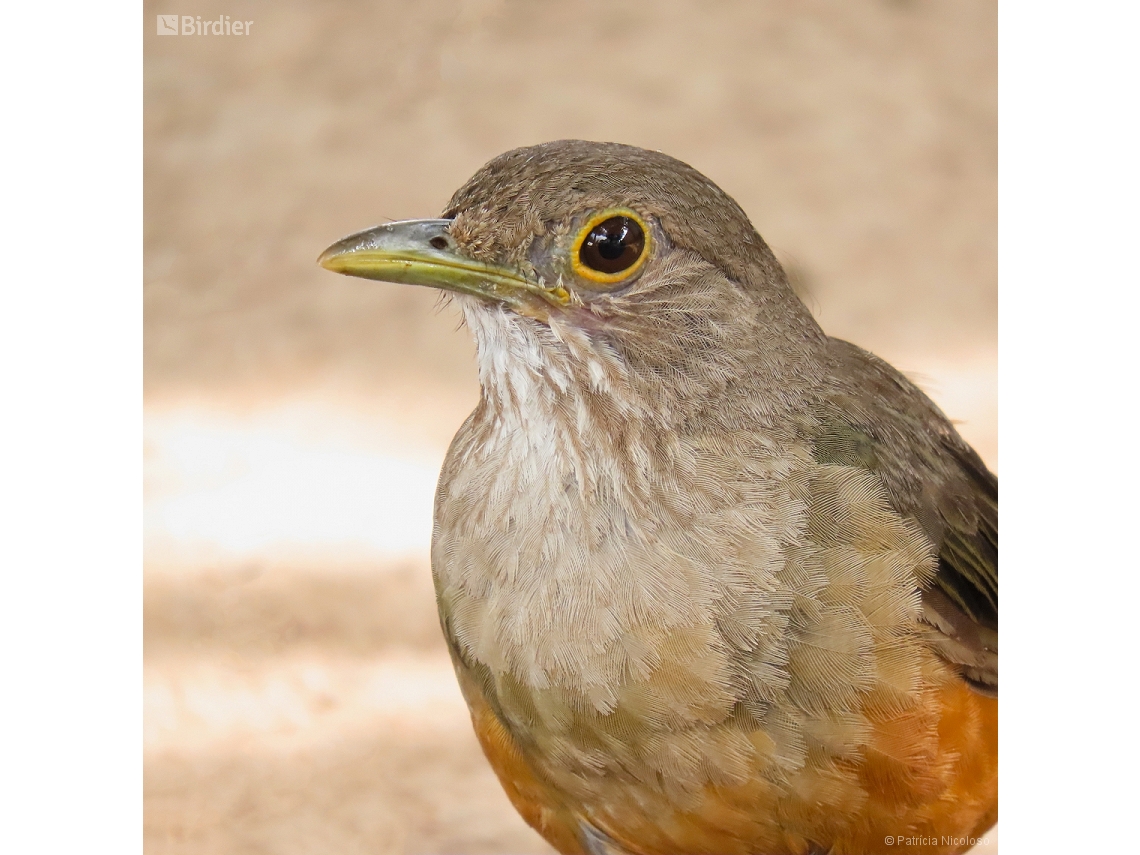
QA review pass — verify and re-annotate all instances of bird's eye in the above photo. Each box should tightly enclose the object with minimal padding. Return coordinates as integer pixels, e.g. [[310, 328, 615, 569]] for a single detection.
[[571, 209, 650, 285]]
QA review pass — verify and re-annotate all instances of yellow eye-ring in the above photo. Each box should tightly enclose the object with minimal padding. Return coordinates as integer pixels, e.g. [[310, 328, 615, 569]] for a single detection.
[[570, 208, 651, 285]]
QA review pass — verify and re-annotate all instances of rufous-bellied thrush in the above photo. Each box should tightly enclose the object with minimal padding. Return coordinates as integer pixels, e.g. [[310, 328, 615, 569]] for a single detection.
[[319, 140, 997, 855]]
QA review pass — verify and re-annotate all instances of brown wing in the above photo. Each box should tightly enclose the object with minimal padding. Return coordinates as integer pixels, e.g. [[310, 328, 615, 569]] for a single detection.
[[814, 339, 998, 695], [920, 436, 997, 695]]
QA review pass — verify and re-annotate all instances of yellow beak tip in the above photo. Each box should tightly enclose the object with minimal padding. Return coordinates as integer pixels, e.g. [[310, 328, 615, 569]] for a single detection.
[[317, 249, 344, 271]]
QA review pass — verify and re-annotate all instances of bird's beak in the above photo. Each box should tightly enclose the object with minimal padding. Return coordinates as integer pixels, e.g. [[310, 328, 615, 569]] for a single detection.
[[318, 219, 568, 314]]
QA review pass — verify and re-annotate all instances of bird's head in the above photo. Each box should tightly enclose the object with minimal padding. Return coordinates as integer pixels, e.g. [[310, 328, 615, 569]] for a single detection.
[[320, 140, 824, 420]]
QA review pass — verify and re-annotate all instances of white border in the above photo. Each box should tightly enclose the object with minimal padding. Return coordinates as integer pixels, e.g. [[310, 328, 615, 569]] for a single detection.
[[1001, 2, 1139, 851], [0, 5, 141, 852]]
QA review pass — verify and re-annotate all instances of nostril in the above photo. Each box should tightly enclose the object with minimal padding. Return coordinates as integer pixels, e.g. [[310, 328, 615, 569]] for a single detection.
[[429, 236, 449, 250]]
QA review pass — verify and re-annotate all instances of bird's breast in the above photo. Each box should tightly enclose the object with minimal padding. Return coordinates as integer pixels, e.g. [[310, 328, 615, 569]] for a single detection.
[[431, 413, 802, 711], [431, 415, 996, 853]]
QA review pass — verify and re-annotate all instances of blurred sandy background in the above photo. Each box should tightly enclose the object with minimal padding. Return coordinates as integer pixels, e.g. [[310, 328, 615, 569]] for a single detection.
[[144, 2, 996, 853]]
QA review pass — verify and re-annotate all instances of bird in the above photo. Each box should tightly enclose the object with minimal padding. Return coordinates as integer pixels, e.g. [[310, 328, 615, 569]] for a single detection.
[[318, 140, 997, 855]]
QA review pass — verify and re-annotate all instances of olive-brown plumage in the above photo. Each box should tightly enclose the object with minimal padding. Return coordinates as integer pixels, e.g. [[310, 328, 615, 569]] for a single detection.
[[320, 140, 997, 855]]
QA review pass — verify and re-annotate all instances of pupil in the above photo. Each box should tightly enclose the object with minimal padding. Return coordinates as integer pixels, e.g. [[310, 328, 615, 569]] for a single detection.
[[598, 227, 626, 260]]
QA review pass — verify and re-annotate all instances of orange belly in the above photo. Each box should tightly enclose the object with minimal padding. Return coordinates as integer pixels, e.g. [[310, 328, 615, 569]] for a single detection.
[[464, 674, 997, 855]]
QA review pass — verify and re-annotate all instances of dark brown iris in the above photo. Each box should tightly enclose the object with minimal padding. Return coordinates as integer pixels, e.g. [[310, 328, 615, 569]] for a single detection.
[[578, 216, 646, 275]]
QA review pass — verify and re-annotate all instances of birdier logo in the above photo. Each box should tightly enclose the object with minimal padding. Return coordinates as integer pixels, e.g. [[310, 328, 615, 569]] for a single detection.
[[156, 15, 253, 36]]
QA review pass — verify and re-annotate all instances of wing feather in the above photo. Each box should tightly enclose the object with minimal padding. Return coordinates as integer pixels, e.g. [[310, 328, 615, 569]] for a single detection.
[[815, 340, 998, 694]]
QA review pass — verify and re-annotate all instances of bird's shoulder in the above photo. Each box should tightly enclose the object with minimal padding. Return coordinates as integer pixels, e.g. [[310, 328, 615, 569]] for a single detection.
[[804, 337, 997, 694]]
